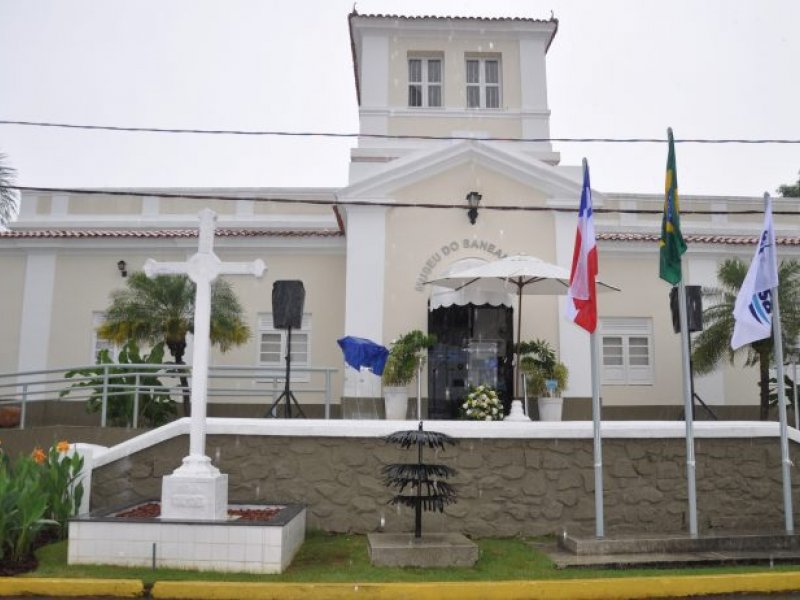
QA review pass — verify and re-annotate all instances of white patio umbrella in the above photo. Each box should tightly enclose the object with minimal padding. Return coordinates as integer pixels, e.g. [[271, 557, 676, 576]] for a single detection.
[[425, 254, 618, 398]]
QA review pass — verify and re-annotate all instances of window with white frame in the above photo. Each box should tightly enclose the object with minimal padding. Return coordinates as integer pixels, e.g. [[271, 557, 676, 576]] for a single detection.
[[258, 313, 311, 381], [408, 56, 442, 107], [466, 56, 501, 109], [599, 318, 654, 385], [91, 312, 118, 363]]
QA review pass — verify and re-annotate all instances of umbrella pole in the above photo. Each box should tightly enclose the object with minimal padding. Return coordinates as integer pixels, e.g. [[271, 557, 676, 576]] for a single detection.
[[516, 284, 523, 398]]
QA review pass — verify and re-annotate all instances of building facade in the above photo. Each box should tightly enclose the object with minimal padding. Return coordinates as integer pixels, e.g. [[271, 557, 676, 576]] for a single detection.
[[1, 11, 797, 419]]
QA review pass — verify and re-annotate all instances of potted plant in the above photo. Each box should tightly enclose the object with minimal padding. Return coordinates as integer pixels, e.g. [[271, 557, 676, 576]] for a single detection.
[[518, 339, 569, 421], [382, 330, 436, 419]]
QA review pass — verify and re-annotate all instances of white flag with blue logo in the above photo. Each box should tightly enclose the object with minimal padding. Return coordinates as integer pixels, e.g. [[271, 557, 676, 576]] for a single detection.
[[731, 196, 779, 350]]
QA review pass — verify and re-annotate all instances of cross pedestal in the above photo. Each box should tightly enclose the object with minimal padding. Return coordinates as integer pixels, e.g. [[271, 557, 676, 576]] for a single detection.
[[145, 208, 266, 520]]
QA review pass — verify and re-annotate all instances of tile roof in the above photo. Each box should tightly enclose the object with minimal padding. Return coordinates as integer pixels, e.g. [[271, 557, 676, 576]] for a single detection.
[[598, 232, 800, 246], [5, 229, 797, 246], [351, 12, 557, 25], [0, 228, 343, 239]]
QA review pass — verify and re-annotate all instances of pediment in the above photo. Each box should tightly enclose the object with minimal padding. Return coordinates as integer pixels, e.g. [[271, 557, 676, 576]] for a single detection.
[[339, 140, 592, 203]]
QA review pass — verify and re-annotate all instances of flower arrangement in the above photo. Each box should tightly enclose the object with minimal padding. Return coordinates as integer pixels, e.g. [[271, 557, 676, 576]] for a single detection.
[[460, 385, 503, 421]]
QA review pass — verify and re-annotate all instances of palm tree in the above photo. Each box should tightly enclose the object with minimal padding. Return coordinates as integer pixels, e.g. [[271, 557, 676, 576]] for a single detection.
[[0, 153, 18, 228], [692, 259, 800, 420], [97, 272, 250, 416]]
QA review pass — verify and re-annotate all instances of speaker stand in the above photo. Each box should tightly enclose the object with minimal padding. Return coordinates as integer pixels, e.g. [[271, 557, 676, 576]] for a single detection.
[[682, 331, 718, 421], [265, 326, 306, 418]]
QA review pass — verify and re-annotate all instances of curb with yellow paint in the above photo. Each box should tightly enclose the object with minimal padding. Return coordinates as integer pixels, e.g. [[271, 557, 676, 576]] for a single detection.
[[151, 572, 800, 600], [0, 577, 143, 597], [2, 573, 800, 599]]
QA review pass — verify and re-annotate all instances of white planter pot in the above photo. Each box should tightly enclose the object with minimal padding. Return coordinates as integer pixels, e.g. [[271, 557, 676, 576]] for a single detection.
[[537, 396, 563, 421], [383, 386, 409, 420]]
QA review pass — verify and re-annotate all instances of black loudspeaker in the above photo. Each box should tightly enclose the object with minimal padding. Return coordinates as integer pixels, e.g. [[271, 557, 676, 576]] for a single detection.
[[272, 280, 305, 329], [669, 285, 703, 334]]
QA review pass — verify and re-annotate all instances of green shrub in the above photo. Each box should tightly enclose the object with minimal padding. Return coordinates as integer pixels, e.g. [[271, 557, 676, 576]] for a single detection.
[[61, 340, 177, 427], [0, 440, 82, 565], [38, 442, 84, 538]]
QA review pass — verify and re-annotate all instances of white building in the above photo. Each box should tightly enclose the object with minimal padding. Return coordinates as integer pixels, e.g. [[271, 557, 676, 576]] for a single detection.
[[2, 11, 796, 419]]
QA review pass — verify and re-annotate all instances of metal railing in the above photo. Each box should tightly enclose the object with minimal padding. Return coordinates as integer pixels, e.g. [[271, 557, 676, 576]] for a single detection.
[[0, 363, 338, 429]]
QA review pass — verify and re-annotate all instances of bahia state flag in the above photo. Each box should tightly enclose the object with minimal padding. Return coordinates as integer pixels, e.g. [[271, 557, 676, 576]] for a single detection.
[[659, 128, 687, 284], [731, 195, 779, 350], [564, 159, 598, 333]]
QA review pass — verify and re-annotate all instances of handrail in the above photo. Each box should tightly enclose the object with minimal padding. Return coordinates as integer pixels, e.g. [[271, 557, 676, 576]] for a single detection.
[[0, 363, 338, 429]]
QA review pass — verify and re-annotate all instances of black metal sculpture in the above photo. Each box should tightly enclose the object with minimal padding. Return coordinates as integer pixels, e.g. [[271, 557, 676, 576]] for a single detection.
[[382, 422, 458, 538]]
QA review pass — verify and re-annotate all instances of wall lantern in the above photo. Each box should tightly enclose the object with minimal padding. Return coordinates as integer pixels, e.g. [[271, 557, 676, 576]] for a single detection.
[[117, 260, 128, 278], [466, 191, 482, 225]]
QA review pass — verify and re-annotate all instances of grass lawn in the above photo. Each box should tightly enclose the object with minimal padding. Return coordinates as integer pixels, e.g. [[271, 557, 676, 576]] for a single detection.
[[23, 530, 800, 585]]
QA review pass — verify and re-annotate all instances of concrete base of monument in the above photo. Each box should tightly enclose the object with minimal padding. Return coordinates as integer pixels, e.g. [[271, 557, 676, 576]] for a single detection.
[[68, 502, 306, 573], [161, 469, 229, 520], [367, 532, 478, 567]]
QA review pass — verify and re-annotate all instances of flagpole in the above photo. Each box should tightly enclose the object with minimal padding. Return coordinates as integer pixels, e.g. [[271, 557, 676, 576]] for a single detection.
[[765, 192, 794, 534], [793, 358, 799, 432], [665, 127, 697, 537], [590, 329, 604, 538], [677, 277, 699, 537], [773, 287, 793, 534]]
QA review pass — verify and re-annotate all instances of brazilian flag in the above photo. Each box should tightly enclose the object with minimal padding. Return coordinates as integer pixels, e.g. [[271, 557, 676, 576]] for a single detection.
[[659, 128, 687, 284]]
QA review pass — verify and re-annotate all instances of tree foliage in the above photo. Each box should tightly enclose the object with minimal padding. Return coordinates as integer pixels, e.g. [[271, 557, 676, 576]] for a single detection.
[[692, 259, 800, 419], [0, 152, 18, 228], [97, 272, 250, 415], [777, 170, 800, 198]]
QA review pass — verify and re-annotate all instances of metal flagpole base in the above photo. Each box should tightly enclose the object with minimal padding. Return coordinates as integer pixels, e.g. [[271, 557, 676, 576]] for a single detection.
[[505, 399, 530, 421]]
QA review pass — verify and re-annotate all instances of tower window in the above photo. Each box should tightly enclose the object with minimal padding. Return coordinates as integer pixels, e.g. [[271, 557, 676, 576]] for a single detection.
[[466, 57, 501, 109], [408, 57, 442, 108]]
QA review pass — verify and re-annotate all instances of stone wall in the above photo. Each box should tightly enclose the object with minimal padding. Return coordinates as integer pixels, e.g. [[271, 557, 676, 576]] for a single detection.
[[91, 433, 800, 538]]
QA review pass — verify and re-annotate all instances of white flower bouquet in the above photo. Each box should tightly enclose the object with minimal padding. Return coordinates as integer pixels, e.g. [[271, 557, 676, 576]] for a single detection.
[[460, 385, 503, 421]]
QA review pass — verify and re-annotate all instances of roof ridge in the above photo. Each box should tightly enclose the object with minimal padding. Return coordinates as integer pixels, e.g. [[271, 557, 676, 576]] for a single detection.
[[597, 232, 800, 246], [350, 12, 557, 24], [0, 228, 344, 239]]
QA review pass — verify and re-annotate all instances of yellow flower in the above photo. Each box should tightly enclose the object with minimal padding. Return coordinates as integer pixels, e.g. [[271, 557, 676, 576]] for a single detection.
[[32, 447, 46, 464], [56, 440, 70, 453]]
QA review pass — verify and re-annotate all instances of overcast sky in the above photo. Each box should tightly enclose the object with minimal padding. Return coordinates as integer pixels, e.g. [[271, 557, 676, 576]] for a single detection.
[[0, 0, 798, 198]]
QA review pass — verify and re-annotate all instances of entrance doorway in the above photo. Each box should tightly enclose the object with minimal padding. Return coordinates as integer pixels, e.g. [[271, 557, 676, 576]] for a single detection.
[[427, 304, 514, 419]]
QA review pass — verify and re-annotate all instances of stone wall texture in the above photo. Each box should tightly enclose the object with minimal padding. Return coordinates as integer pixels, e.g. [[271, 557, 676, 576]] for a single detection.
[[91, 434, 800, 538]]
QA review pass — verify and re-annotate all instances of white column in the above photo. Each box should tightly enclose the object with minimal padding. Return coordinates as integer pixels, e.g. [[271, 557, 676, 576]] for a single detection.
[[18, 193, 38, 218], [519, 37, 554, 157], [51, 194, 69, 217], [357, 34, 389, 136], [18, 252, 56, 373], [343, 205, 387, 397], [142, 195, 159, 217]]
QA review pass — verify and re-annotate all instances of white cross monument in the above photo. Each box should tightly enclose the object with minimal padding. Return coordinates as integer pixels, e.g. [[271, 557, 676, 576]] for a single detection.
[[144, 208, 266, 520]]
